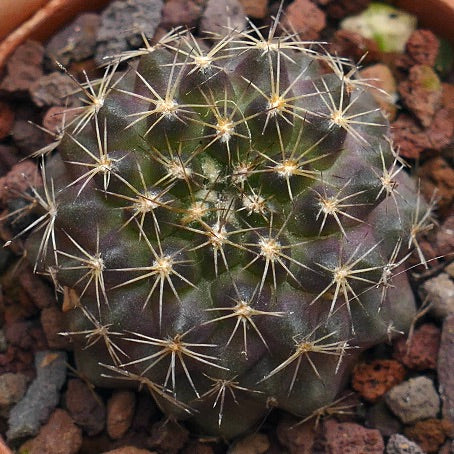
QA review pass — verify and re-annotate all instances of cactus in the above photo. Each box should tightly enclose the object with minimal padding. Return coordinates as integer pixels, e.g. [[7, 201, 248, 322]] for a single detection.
[[4, 12, 434, 439]]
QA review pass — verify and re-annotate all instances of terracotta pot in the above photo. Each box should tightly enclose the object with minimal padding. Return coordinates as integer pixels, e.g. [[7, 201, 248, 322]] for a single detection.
[[396, 0, 454, 43], [0, 0, 111, 71]]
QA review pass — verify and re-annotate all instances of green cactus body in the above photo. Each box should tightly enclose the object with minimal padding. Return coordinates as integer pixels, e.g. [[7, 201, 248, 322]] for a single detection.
[[10, 19, 434, 439]]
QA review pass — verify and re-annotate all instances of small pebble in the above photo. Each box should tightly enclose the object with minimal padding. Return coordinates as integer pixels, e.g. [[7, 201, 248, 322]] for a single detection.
[[238, 0, 268, 18], [20, 408, 82, 454], [18, 265, 55, 310], [398, 65, 442, 127], [30, 72, 79, 108], [282, 0, 326, 41], [200, 0, 246, 37], [40, 306, 71, 350], [95, 0, 164, 65], [392, 109, 454, 159], [148, 418, 189, 454], [419, 157, 454, 218], [276, 416, 316, 454], [393, 323, 440, 370], [229, 433, 270, 454], [386, 433, 424, 454], [404, 418, 454, 454], [7, 350, 67, 440], [359, 64, 397, 120], [330, 29, 380, 64], [107, 390, 136, 440], [421, 273, 454, 319], [45, 13, 100, 67], [0, 373, 28, 413], [405, 29, 440, 67], [0, 41, 44, 93], [352, 359, 406, 402], [11, 119, 46, 156], [161, 0, 206, 28], [438, 314, 454, 423], [447, 263, 454, 279], [385, 376, 440, 424], [436, 216, 454, 262], [65, 378, 106, 436], [321, 420, 384, 453]]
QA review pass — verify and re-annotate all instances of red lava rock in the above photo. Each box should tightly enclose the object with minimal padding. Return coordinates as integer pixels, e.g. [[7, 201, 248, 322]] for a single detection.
[[0, 41, 44, 93], [359, 64, 397, 120], [65, 379, 106, 436], [438, 315, 454, 423], [11, 118, 47, 156], [230, 433, 270, 454], [283, 0, 326, 41], [276, 416, 316, 454], [40, 306, 71, 350], [392, 109, 454, 159], [393, 323, 440, 370], [238, 0, 268, 18], [22, 408, 82, 454], [4, 321, 35, 350], [30, 72, 79, 108], [405, 30, 440, 68], [330, 30, 380, 64], [0, 372, 28, 410], [0, 101, 14, 140], [404, 418, 454, 454], [321, 419, 384, 453], [161, 0, 206, 27], [18, 266, 55, 310], [426, 108, 454, 151], [391, 114, 427, 159], [398, 65, 442, 127], [352, 359, 406, 402], [0, 345, 34, 376], [107, 390, 136, 440], [0, 160, 38, 206], [148, 419, 189, 454], [436, 215, 454, 259], [43, 107, 67, 135], [419, 157, 454, 219]]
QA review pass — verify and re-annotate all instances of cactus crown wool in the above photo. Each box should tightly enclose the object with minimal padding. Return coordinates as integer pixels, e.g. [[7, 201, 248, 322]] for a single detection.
[[3, 11, 434, 439]]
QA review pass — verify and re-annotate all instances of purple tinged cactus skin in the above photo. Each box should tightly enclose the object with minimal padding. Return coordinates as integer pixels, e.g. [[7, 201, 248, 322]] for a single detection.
[[4, 14, 436, 440]]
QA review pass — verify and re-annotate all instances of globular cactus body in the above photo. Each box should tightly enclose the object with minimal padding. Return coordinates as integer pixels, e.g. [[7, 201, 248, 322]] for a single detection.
[[9, 17, 433, 439]]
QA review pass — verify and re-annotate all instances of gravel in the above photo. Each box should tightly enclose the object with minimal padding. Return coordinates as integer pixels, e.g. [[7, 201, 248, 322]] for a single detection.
[[95, 0, 164, 65], [386, 433, 424, 454], [385, 376, 441, 424], [7, 350, 67, 441]]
